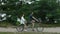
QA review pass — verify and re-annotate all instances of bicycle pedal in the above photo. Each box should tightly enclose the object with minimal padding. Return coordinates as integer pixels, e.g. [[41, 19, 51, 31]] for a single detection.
[[32, 29, 35, 31]]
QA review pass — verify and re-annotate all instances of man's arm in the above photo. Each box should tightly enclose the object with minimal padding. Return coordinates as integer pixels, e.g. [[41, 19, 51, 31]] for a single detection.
[[32, 16, 38, 22]]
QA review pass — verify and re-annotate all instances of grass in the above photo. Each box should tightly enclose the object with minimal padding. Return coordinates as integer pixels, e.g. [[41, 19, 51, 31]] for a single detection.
[[0, 32, 60, 34], [35, 23, 60, 27], [0, 21, 60, 28], [0, 21, 14, 27]]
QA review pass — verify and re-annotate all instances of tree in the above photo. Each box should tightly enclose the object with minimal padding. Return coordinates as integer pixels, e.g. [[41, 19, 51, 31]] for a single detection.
[[30, 0, 58, 23]]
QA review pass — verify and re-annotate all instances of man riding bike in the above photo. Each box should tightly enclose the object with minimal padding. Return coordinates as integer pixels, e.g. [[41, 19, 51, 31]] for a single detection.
[[29, 12, 38, 31]]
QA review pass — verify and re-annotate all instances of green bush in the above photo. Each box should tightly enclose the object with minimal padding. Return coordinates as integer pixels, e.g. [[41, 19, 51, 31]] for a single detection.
[[16, 21, 20, 26]]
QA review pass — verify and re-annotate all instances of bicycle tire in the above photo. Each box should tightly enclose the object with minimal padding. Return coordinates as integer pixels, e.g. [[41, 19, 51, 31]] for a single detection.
[[16, 25, 24, 32], [36, 27, 44, 32]]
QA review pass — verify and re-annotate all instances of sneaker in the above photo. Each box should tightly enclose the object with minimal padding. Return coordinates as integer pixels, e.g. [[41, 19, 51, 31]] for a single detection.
[[24, 30, 27, 31]]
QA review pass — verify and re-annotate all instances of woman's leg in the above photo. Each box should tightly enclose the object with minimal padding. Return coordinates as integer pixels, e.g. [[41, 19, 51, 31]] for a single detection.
[[24, 23, 27, 31]]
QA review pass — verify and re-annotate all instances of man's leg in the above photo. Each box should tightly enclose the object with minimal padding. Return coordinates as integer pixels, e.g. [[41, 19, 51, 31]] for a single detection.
[[31, 20, 35, 31]]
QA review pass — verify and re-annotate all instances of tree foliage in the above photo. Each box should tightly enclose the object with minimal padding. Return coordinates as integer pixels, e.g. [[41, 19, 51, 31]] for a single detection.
[[0, 0, 60, 24]]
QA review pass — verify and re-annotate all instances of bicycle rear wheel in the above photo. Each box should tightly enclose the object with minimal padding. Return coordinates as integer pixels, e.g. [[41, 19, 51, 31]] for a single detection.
[[16, 24, 24, 32], [36, 27, 44, 32]]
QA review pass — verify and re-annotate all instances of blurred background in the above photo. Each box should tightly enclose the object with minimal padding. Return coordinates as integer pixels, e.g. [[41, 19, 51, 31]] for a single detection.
[[0, 0, 60, 27]]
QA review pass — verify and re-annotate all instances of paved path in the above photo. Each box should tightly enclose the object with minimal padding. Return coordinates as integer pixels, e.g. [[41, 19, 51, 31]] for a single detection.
[[0, 27, 60, 33], [43, 27, 60, 33]]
